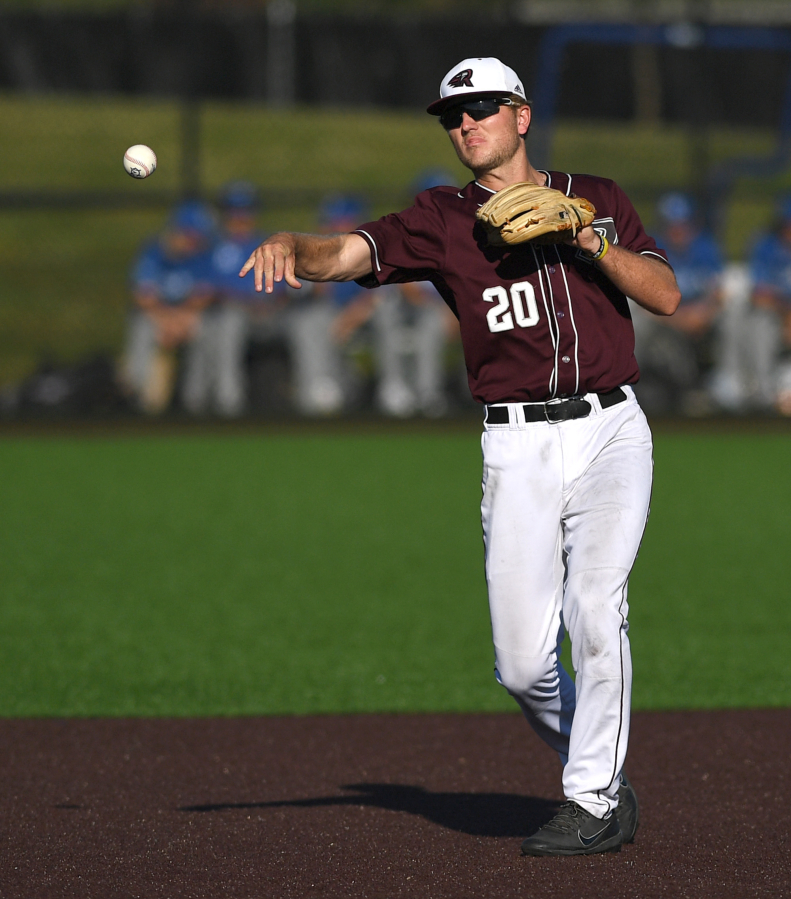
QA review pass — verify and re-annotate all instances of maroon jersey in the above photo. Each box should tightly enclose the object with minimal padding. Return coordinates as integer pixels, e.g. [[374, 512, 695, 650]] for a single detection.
[[355, 171, 669, 404]]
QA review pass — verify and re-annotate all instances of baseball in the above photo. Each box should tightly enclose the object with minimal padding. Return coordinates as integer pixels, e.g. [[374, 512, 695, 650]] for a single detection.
[[123, 144, 157, 179]]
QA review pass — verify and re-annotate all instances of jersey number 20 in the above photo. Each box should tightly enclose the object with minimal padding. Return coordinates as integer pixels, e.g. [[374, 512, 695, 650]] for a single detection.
[[483, 282, 539, 333]]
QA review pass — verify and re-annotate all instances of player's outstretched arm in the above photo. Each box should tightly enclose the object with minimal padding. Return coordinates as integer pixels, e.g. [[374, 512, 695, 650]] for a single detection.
[[571, 226, 681, 316], [239, 232, 373, 294]]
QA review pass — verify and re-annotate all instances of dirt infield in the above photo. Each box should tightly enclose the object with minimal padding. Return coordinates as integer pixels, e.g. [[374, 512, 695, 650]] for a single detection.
[[1, 709, 788, 899]]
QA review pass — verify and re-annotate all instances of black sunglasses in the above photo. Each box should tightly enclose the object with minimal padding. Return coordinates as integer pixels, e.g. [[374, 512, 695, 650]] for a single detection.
[[439, 98, 515, 131]]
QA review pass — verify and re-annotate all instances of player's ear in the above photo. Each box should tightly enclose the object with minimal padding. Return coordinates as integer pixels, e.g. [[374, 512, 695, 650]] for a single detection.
[[517, 103, 531, 138]]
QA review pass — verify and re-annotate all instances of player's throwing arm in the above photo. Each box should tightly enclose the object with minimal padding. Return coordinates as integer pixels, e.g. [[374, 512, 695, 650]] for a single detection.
[[239, 232, 372, 294]]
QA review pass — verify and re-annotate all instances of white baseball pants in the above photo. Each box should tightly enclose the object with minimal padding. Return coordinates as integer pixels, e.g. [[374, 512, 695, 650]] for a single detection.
[[480, 387, 653, 818]]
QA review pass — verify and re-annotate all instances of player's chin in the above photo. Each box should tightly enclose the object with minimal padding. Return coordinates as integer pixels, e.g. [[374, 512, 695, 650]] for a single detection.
[[460, 150, 497, 175], [467, 144, 515, 175]]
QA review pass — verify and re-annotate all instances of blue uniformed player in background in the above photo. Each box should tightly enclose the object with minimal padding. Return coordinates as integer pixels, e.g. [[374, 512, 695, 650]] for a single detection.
[[190, 181, 284, 417], [372, 169, 461, 418], [286, 194, 375, 415], [123, 200, 216, 414], [288, 188, 456, 417], [630, 192, 724, 415], [744, 195, 791, 413], [707, 194, 791, 415]]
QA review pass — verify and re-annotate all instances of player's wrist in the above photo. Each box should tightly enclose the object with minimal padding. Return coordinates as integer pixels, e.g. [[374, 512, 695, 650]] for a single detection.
[[585, 234, 610, 262]]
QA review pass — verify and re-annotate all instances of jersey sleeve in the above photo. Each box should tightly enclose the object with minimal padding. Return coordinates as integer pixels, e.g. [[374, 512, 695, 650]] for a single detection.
[[353, 190, 449, 288], [608, 180, 669, 264]]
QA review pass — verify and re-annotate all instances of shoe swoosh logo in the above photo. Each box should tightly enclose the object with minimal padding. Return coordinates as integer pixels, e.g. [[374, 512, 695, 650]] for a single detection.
[[578, 822, 609, 846]]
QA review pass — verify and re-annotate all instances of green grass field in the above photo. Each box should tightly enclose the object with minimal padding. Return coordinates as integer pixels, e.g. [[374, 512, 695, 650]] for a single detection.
[[1, 92, 789, 385], [0, 427, 788, 717]]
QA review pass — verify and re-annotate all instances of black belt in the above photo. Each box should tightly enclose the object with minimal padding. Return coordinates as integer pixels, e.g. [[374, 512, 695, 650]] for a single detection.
[[485, 387, 627, 425]]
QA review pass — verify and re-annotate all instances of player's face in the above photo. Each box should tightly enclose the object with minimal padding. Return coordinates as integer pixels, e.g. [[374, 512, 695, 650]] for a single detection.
[[164, 228, 207, 258], [224, 210, 257, 238], [666, 221, 694, 248], [444, 101, 528, 175]]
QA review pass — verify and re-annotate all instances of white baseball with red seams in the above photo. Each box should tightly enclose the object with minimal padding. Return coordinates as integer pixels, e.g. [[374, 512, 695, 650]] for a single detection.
[[123, 144, 157, 179]]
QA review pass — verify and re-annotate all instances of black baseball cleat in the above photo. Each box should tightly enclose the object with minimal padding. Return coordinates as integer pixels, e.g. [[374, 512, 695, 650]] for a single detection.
[[615, 771, 639, 843], [520, 801, 623, 856]]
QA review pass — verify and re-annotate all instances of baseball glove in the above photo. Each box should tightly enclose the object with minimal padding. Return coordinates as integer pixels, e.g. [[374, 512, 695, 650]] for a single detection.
[[476, 182, 596, 246]]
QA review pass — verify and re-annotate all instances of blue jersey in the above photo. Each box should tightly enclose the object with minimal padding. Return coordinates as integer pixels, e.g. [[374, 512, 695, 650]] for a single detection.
[[662, 232, 723, 304], [131, 240, 213, 306], [750, 233, 791, 303]]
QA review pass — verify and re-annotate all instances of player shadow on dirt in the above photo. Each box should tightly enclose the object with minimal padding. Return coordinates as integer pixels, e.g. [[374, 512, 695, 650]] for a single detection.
[[179, 783, 559, 838]]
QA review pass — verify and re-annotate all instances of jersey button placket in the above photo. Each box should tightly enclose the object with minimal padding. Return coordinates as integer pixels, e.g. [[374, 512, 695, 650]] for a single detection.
[[555, 309, 576, 389], [544, 255, 575, 393]]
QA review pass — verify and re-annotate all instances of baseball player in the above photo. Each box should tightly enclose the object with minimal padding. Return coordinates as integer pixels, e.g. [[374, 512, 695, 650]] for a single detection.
[[286, 194, 374, 415], [125, 200, 216, 414], [631, 192, 724, 413], [374, 168, 462, 418], [744, 195, 791, 412], [240, 57, 680, 856], [196, 181, 269, 417]]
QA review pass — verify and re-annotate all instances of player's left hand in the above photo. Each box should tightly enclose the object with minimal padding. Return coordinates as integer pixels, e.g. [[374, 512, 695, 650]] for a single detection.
[[475, 182, 596, 246], [566, 224, 602, 256]]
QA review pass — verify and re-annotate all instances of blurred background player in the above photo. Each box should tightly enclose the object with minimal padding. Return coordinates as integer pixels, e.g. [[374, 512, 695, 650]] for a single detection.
[[123, 200, 215, 414], [743, 195, 791, 414], [631, 192, 724, 415], [286, 194, 378, 415], [370, 169, 461, 418], [190, 180, 289, 417], [298, 187, 457, 418]]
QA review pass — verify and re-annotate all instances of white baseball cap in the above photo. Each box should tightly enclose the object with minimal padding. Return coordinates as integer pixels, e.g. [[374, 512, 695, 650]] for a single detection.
[[427, 57, 527, 115]]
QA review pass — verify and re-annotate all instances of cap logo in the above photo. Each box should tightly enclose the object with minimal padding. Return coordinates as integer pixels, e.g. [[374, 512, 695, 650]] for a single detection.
[[448, 69, 473, 89]]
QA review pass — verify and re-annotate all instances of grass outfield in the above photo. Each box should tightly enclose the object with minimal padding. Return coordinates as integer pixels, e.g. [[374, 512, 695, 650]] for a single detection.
[[0, 426, 789, 717]]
